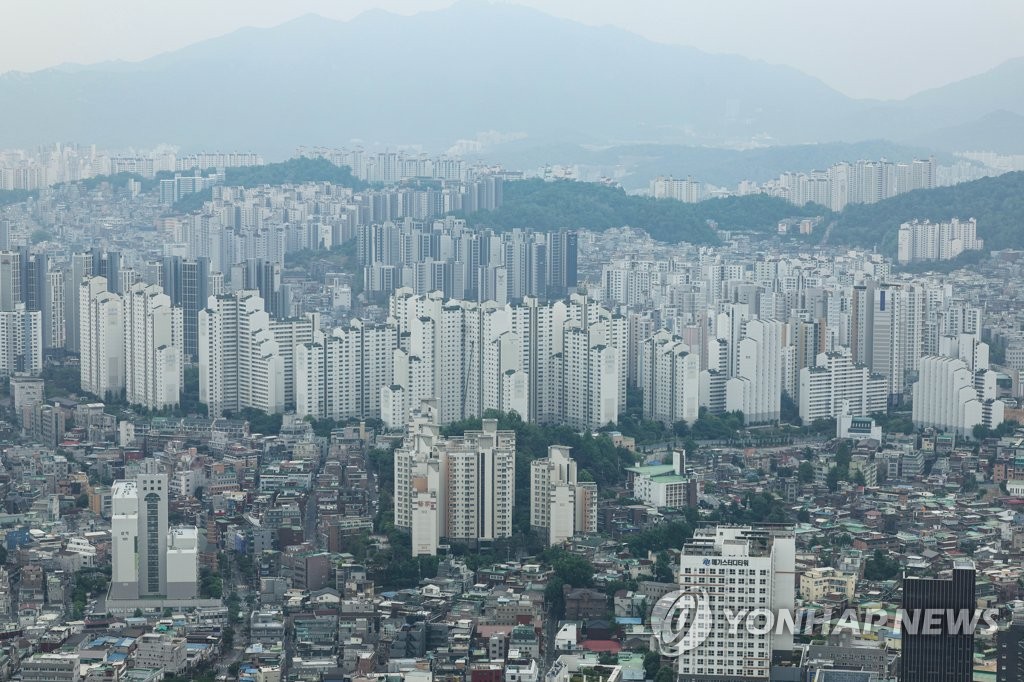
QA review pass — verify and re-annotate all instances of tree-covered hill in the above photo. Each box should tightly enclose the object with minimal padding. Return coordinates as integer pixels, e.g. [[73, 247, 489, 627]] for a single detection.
[[225, 157, 366, 189], [467, 179, 825, 244], [471, 171, 1024, 253], [830, 170, 1024, 253]]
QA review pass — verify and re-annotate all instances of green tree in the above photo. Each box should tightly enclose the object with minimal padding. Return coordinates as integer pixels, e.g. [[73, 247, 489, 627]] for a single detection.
[[864, 549, 901, 581], [826, 467, 841, 492], [655, 666, 676, 682], [546, 578, 566, 620], [654, 552, 674, 583], [798, 461, 815, 484]]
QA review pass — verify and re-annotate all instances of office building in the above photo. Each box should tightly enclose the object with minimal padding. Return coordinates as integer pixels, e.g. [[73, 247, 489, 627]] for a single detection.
[[900, 559, 975, 682], [198, 290, 284, 417], [394, 402, 515, 556], [161, 255, 209, 359], [63, 252, 94, 352], [530, 445, 598, 546], [997, 609, 1024, 682], [111, 473, 198, 601], [678, 525, 795, 681]]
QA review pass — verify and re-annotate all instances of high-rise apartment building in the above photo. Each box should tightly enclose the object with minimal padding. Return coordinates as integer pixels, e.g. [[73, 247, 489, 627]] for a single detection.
[[79, 276, 124, 400], [161, 255, 209, 360], [897, 218, 983, 264], [912, 355, 1005, 435], [123, 282, 183, 411], [530, 445, 598, 546], [726, 319, 785, 423], [798, 349, 888, 424], [270, 314, 317, 410], [678, 525, 795, 681], [0, 251, 21, 312], [650, 175, 702, 203], [900, 560, 975, 682], [63, 252, 94, 353], [394, 403, 515, 556], [0, 305, 42, 376], [640, 330, 701, 426], [198, 290, 284, 417]]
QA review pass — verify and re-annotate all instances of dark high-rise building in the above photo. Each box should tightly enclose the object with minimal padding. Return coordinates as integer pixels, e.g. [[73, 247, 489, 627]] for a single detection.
[[546, 229, 578, 298], [162, 256, 209, 360], [243, 258, 286, 320], [92, 249, 122, 294], [900, 559, 976, 682], [18, 249, 46, 312], [64, 252, 94, 353], [998, 610, 1024, 682]]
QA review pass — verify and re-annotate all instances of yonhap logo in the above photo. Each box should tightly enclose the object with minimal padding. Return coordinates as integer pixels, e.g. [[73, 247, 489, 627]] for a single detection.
[[650, 588, 712, 656]]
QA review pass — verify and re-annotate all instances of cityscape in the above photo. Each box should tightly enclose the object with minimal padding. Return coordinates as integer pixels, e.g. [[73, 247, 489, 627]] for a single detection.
[[0, 2, 1024, 682]]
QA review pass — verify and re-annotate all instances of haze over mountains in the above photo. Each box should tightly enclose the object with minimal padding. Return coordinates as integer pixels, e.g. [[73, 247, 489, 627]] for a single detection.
[[1, 1, 1021, 158]]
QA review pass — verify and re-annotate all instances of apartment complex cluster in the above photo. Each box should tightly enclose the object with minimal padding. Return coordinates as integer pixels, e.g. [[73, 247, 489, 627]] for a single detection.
[[897, 217, 984, 264], [595, 231, 1005, 433], [359, 218, 577, 300], [297, 147, 491, 184], [0, 143, 263, 190], [653, 157, 937, 211]]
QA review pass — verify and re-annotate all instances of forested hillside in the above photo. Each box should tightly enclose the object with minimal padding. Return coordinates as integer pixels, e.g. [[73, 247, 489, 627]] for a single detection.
[[467, 179, 825, 244]]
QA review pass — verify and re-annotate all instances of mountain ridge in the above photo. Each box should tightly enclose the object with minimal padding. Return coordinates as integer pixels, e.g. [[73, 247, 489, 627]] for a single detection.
[[0, 3, 1019, 155]]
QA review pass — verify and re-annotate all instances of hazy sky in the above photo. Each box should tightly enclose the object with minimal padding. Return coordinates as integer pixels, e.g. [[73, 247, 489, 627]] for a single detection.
[[2, 0, 1021, 100]]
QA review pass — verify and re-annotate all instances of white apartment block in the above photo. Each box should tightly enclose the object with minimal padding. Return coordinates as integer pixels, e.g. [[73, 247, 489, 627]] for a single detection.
[[123, 282, 183, 410], [295, 319, 397, 422], [0, 305, 42, 376], [798, 349, 887, 424], [198, 290, 284, 417], [529, 445, 598, 546], [650, 176, 702, 203], [851, 283, 925, 403], [80, 276, 125, 400], [897, 217, 982, 264], [678, 526, 795, 681], [726, 319, 785, 424], [383, 289, 623, 430], [45, 269, 65, 350], [912, 355, 1005, 435], [640, 330, 700, 425], [270, 313, 317, 409], [394, 402, 515, 556]]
